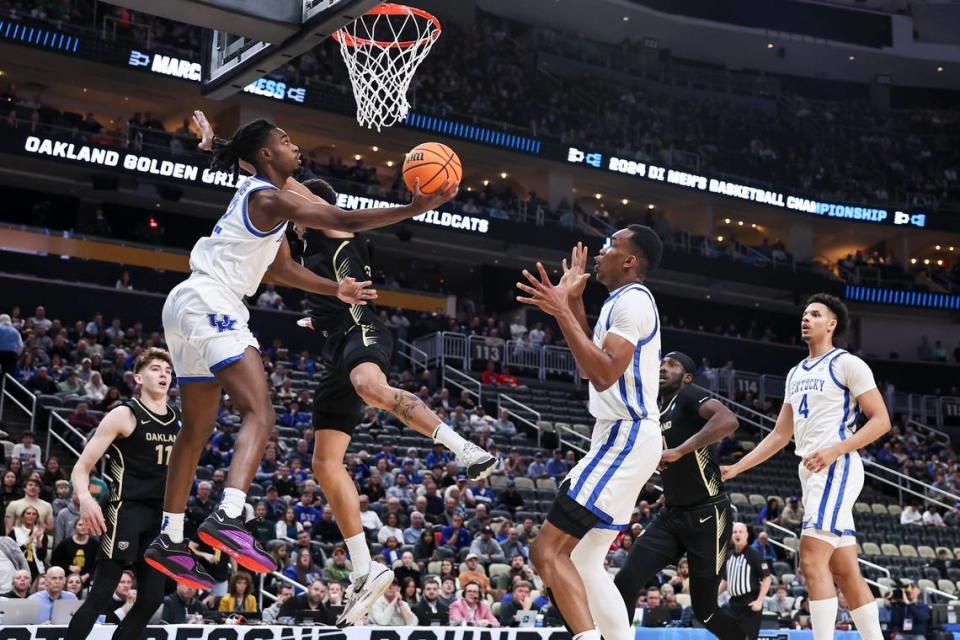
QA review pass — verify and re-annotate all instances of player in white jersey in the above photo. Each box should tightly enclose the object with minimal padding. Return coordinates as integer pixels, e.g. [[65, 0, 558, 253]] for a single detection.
[[515, 227, 664, 640], [145, 113, 457, 589], [722, 293, 890, 640]]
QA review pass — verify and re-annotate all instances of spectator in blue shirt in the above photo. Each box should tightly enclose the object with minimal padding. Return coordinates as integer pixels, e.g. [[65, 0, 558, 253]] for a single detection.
[[472, 477, 497, 507], [279, 402, 312, 430], [440, 514, 472, 551], [294, 491, 323, 527], [347, 454, 371, 484], [375, 441, 398, 467], [544, 450, 568, 481], [425, 443, 450, 468], [889, 584, 930, 640], [294, 350, 316, 375], [211, 423, 236, 455], [526, 452, 548, 479], [0, 313, 24, 377], [29, 566, 77, 623], [400, 458, 422, 484], [750, 531, 778, 564]]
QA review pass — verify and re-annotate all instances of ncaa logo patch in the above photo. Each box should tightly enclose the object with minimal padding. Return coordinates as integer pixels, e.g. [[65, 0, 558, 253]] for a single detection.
[[118, 541, 129, 551]]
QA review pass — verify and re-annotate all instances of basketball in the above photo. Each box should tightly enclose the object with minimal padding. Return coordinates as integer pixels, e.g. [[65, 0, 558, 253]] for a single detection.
[[402, 142, 462, 194]]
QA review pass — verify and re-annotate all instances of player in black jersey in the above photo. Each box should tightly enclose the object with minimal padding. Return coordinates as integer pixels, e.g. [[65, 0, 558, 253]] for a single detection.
[[614, 351, 747, 640], [67, 348, 198, 640], [291, 178, 497, 626]]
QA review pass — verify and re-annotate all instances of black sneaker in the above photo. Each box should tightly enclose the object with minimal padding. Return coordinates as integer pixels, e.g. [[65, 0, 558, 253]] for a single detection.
[[458, 442, 500, 480], [144, 534, 215, 590], [197, 508, 277, 574]]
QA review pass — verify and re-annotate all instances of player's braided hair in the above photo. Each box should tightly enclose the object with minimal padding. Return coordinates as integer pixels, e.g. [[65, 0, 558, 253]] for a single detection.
[[806, 292, 849, 340], [210, 119, 277, 180]]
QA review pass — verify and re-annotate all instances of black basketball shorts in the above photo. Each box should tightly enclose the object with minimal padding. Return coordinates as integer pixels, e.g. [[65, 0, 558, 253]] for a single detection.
[[311, 321, 394, 435], [99, 501, 163, 563]]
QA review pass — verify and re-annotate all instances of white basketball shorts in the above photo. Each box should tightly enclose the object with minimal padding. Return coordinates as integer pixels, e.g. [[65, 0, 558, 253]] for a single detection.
[[565, 418, 662, 529], [799, 451, 864, 548], [161, 274, 260, 382]]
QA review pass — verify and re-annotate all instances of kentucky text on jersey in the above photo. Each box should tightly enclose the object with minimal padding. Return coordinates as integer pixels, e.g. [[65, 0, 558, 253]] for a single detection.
[[790, 378, 826, 394]]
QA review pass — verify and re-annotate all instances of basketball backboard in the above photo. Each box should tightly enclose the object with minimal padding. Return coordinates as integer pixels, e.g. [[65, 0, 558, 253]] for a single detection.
[[201, 0, 384, 99]]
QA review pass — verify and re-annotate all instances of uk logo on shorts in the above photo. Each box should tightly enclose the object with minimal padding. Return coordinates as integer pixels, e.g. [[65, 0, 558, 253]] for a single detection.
[[207, 313, 238, 333]]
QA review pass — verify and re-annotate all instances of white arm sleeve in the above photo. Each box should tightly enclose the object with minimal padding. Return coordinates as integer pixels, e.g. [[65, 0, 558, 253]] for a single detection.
[[606, 289, 655, 346], [836, 354, 877, 398]]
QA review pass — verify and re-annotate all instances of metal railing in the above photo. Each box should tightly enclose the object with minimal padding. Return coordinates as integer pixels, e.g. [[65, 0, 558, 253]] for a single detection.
[[257, 571, 308, 612], [497, 394, 542, 448], [697, 385, 960, 513], [701, 369, 959, 429], [411, 332, 580, 381], [415, 333, 960, 420], [762, 524, 910, 599], [396, 339, 429, 373], [442, 365, 481, 405], [1, 373, 37, 431], [554, 422, 591, 456], [504, 340, 543, 374], [46, 411, 88, 463]]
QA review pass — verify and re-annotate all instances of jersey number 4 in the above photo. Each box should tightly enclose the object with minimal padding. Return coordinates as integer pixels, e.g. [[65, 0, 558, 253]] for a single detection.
[[798, 393, 810, 419], [154, 444, 172, 466]]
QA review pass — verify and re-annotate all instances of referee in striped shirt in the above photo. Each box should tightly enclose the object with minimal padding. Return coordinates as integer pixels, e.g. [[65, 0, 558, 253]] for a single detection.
[[719, 522, 771, 639]]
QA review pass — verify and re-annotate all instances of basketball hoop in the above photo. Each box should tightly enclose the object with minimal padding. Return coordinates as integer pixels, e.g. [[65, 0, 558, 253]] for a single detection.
[[333, 3, 441, 131]]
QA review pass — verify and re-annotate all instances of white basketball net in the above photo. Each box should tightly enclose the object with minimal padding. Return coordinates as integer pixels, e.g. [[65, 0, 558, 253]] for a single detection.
[[334, 4, 441, 131]]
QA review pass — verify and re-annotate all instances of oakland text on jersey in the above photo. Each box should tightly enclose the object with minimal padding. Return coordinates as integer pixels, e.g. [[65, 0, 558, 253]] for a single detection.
[[145, 432, 177, 443]]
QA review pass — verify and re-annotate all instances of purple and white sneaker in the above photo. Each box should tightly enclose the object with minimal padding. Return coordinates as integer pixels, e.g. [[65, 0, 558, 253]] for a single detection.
[[144, 534, 215, 590], [197, 508, 276, 574]]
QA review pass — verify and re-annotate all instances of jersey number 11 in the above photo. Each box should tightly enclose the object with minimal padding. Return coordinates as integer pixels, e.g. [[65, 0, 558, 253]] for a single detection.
[[154, 444, 173, 465]]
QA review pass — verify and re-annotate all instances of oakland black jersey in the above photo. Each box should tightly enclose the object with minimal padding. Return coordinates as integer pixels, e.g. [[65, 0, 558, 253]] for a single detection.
[[291, 229, 379, 330], [105, 398, 180, 503], [659, 385, 723, 507]]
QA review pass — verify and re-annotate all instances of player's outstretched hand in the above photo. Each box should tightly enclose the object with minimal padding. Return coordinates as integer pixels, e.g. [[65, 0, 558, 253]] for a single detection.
[[337, 276, 377, 305], [193, 110, 215, 151], [516, 262, 574, 317], [410, 178, 459, 213], [558, 241, 590, 299], [719, 465, 738, 482], [78, 494, 106, 536], [802, 445, 840, 473]]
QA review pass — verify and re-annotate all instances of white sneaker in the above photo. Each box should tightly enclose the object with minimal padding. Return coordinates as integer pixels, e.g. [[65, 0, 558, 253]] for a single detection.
[[458, 442, 500, 481], [337, 563, 394, 628]]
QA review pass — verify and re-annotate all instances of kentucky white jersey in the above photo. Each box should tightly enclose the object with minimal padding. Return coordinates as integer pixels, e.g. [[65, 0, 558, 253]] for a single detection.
[[188, 175, 286, 299], [785, 348, 877, 457], [588, 282, 661, 422]]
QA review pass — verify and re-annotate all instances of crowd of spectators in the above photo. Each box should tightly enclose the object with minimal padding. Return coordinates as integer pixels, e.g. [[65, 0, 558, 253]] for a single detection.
[[1, 301, 959, 631], [5, 0, 960, 222]]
